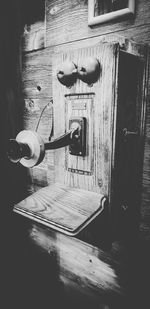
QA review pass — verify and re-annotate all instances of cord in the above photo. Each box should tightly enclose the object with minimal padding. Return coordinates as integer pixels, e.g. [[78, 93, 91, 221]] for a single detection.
[[35, 98, 53, 134]]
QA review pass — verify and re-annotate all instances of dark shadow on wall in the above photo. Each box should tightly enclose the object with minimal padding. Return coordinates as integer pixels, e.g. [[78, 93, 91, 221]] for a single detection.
[[20, 0, 45, 26], [0, 2, 29, 306], [0, 0, 28, 209]]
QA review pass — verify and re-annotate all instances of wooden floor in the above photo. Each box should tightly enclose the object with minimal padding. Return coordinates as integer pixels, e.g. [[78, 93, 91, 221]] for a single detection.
[[0, 213, 148, 309]]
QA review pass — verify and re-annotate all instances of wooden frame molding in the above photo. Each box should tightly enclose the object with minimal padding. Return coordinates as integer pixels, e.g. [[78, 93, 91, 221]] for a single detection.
[[88, 0, 135, 26]]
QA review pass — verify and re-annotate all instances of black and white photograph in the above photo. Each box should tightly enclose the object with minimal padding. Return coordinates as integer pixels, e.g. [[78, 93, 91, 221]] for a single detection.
[[0, 1, 150, 308]]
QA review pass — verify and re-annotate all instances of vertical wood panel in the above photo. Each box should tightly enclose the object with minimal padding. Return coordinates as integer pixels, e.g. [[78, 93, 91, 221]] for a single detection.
[[53, 43, 117, 196]]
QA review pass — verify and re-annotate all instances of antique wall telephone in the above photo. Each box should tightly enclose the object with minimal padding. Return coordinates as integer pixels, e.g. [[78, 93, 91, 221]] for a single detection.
[[7, 122, 85, 167], [7, 57, 100, 167], [7, 40, 147, 242]]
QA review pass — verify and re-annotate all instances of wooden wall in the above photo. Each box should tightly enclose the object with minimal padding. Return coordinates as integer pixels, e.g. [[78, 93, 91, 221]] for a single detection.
[[21, 0, 150, 239], [5, 0, 150, 308]]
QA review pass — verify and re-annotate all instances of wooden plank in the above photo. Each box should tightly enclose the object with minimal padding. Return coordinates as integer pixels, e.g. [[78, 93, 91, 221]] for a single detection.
[[22, 21, 45, 52], [46, 0, 150, 47], [12, 215, 150, 308], [140, 88, 150, 240], [22, 49, 52, 99], [21, 27, 150, 103], [21, 49, 54, 192], [12, 215, 127, 307], [14, 183, 106, 235], [23, 98, 53, 136]]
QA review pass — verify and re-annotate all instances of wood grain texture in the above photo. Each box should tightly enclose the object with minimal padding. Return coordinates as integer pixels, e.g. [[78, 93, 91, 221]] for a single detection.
[[46, 0, 150, 47], [53, 42, 118, 196], [12, 215, 127, 306], [140, 90, 150, 240], [22, 49, 52, 99], [22, 21, 45, 52], [2, 1, 150, 307], [14, 182, 106, 235], [21, 37, 148, 242], [21, 47, 54, 188], [21, 0, 150, 240], [51, 39, 148, 244], [9, 2, 150, 308], [11, 214, 150, 308], [22, 37, 150, 238]]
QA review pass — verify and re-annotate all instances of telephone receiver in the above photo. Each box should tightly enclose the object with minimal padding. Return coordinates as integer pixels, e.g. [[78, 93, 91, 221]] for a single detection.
[[7, 57, 100, 167], [7, 117, 86, 167]]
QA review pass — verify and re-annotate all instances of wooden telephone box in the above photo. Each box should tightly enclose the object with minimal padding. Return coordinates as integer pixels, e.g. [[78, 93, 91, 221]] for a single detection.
[[13, 39, 147, 244], [52, 40, 146, 239]]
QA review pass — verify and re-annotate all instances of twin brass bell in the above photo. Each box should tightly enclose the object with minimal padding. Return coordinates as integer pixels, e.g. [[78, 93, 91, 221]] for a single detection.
[[57, 57, 100, 87], [57, 61, 77, 87], [77, 57, 100, 85]]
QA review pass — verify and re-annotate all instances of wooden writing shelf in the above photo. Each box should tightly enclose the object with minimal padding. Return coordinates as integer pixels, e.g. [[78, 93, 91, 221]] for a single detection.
[[13, 183, 107, 236]]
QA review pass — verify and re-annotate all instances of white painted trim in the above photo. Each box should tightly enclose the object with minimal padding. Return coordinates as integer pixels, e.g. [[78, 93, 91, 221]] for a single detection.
[[88, 0, 135, 26], [128, 0, 135, 13]]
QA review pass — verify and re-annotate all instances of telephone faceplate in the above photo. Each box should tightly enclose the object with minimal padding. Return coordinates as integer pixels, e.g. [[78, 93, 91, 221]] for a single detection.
[[52, 40, 146, 239]]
